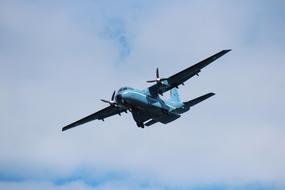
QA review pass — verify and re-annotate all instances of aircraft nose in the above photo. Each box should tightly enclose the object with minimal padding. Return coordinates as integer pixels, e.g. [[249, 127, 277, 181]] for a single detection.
[[116, 92, 133, 104], [115, 94, 123, 103]]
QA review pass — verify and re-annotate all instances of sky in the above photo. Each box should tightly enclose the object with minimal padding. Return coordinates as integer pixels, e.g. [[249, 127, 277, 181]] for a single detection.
[[0, 0, 285, 189]]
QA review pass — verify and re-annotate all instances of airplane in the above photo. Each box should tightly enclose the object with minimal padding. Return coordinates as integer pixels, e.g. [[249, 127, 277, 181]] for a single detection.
[[62, 49, 231, 131]]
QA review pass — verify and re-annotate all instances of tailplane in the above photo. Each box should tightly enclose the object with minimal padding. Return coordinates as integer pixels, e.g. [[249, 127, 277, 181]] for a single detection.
[[184, 93, 215, 108]]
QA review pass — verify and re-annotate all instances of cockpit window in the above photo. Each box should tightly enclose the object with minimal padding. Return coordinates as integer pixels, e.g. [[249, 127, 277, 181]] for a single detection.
[[118, 87, 133, 92]]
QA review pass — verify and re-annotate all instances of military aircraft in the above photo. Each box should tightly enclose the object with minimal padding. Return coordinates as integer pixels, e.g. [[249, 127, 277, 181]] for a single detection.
[[62, 49, 231, 131]]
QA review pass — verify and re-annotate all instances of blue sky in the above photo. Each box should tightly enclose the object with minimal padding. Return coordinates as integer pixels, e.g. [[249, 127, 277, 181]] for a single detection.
[[0, 0, 285, 189]]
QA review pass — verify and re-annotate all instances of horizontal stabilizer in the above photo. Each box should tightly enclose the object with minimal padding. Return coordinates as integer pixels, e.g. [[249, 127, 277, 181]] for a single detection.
[[145, 112, 180, 126], [184, 93, 215, 108]]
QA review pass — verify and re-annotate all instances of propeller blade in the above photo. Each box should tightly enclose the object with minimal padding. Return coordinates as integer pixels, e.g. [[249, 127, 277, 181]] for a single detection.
[[111, 90, 116, 101], [101, 90, 117, 106], [101, 99, 110, 103], [146, 68, 167, 84], [156, 68, 159, 78]]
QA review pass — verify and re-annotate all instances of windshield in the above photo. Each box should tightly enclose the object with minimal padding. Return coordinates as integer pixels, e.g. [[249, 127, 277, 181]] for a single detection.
[[118, 87, 133, 92]]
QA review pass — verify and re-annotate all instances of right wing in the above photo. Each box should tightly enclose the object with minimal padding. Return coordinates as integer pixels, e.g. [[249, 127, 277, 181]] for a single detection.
[[148, 49, 231, 97], [62, 106, 126, 131]]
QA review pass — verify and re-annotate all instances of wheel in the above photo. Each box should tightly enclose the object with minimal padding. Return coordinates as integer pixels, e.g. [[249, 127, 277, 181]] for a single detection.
[[136, 122, 144, 128]]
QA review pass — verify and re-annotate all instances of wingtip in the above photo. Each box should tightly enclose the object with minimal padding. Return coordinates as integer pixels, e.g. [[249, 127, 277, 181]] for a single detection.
[[224, 49, 232, 53]]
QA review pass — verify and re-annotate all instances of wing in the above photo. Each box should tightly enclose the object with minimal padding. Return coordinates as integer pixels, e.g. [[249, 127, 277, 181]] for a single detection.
[[62, 106, 126, 131], [148, 49, 231, 96]]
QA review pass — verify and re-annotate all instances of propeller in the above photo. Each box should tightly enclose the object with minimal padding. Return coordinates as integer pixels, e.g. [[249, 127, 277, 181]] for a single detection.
[[101, 90, 117, 106], [146, 68, 167, 84]]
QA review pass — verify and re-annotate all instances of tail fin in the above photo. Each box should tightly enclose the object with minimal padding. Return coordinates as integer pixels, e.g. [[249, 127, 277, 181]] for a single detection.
[[184, 93, 215, 108], [168, 88, 181, 103]]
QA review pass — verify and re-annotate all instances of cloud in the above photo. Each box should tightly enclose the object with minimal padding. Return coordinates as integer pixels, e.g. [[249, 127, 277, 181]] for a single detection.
[[0, 181, 97, 190], [0, 171, 280, 190], [0, 0, 285, 189], [100, 18, 131, 60]]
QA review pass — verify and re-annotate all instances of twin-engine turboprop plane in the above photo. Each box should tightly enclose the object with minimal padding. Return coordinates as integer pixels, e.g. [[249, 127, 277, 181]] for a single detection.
[[62, 49, 231, 131]]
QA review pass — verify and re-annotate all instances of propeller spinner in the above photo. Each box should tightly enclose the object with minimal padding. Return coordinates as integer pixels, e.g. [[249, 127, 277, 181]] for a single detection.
[[146, 68, 167, 84]]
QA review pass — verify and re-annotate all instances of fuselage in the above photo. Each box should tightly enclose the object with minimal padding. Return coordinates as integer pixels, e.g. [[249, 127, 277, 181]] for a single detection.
[[115, 87, 186, 116]]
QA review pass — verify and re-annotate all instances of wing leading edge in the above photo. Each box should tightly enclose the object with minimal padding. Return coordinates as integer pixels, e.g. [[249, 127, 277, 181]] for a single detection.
[[62, 106, 126, 131], [148, 49, 231, 96]]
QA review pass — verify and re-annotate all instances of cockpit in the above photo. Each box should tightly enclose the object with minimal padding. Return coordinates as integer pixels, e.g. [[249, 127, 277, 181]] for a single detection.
[[118, 87, 134, 93], [115, 87, 134, 104]]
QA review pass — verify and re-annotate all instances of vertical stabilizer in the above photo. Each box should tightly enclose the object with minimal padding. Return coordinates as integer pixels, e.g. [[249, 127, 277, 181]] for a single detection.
[[168, 88, 181, 103]]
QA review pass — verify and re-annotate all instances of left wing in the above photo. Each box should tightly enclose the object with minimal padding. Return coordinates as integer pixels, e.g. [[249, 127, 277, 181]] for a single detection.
[[148, 49, 231, 96], [62, 106, 126, 131]]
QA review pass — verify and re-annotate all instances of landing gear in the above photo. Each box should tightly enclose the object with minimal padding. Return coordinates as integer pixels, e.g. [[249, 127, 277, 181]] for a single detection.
[[136, 122, 144, 128]]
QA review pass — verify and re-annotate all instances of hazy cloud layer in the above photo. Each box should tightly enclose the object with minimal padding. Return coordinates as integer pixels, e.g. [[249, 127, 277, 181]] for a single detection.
[[1, 0, 284, 189]]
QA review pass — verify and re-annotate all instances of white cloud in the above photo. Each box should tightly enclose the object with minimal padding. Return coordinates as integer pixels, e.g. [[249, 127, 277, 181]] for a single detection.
[[0, 181, 95, 190]]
